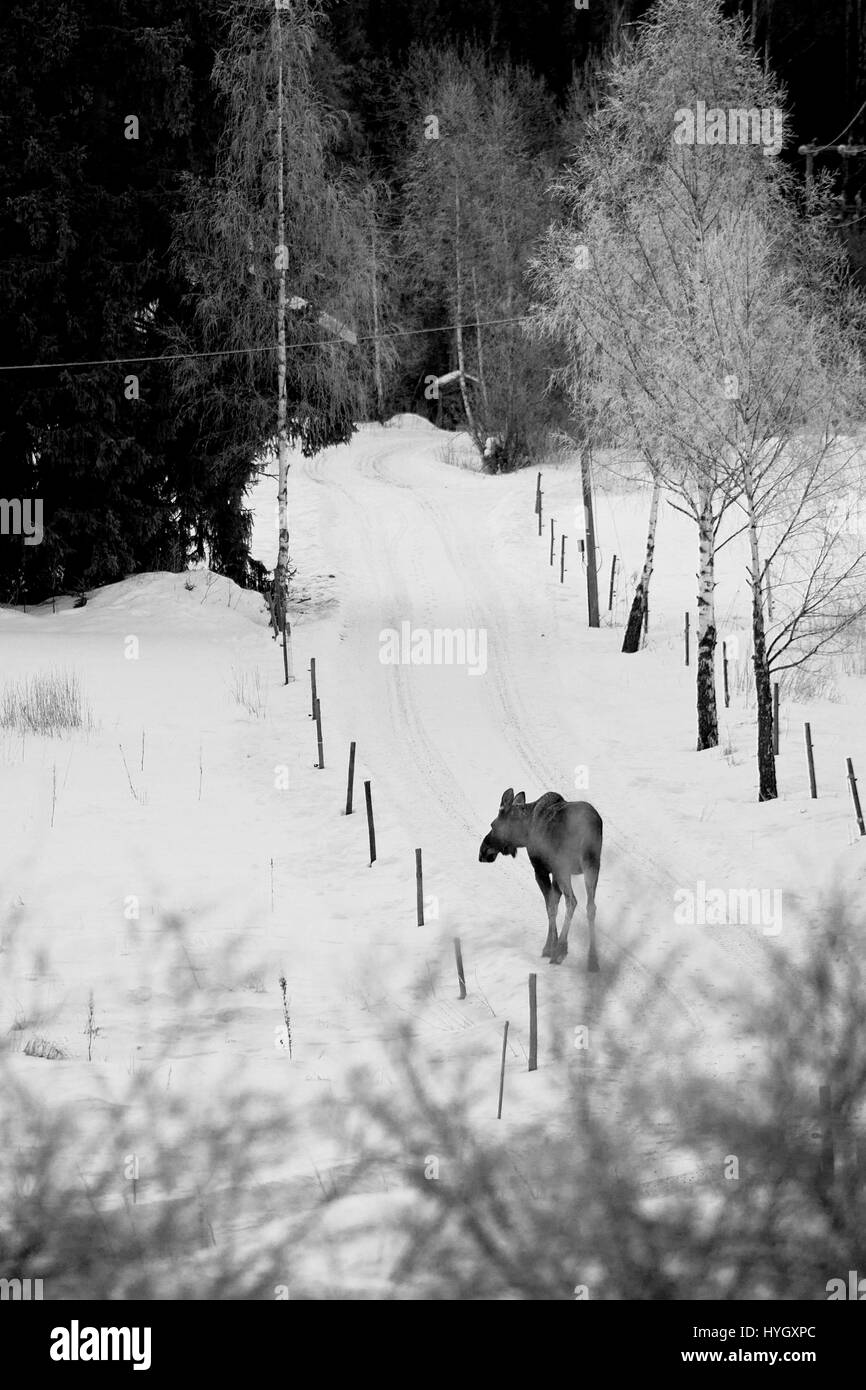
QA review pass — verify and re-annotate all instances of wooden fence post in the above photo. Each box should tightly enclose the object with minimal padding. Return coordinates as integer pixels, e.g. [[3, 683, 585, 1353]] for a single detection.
[[846, 757, 865, 836], [772, 681, 780, 756], [804, 723, 817, 799], [314, 698, 324, 769], [722, 640, 730, 709], [528, 974, 538, 1073], [364, 780, 376, 865], [608, 555, 617, 612], [497, 1021, 509, 1119], [560, 535, 566, 584], [345, 741, 356, 815], [684, 612, 690, 666], [454, 937, 466, 999], [415, 848, 424, 926], [309, 657, 317, 719], [550, 516, 555, 566]]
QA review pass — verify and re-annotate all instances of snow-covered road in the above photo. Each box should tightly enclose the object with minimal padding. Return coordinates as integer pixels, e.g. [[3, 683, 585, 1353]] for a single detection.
[[280, 418, 815, 1053]]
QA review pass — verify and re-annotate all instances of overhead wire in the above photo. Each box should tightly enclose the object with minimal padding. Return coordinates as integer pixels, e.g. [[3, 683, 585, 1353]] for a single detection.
[[0, 312, 542, 374]]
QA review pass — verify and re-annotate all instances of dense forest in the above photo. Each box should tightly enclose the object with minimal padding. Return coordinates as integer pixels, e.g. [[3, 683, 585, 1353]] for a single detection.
[[1, 0, 864, 603]]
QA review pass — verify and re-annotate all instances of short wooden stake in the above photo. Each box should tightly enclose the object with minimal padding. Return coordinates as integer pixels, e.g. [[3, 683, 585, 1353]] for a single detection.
[[454, 937, 466, 999], [314, 697, 324, 769], [415, 848, 424, 926], [364, 780, 376, 865], [722, 640, 730, 709], [608, 555, 617, 612], [534, 472, 542, 516], [560, 535, 566, 583], [804, 723, 817, 799], [538, 490, 542, 537], [772, 681, 780, 756], [846, 757, 865, 836], [309, 657, 317, 719], [497, 1020, 509, 1119], [549, 516, 555, 566], [684, 612, 690, 666], [345, 741, 356, 815], [528, 974, 538, 1072]]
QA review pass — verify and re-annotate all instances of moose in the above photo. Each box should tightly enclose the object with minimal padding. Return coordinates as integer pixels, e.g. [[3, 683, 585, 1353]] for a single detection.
[[478, 788, 602, 970]]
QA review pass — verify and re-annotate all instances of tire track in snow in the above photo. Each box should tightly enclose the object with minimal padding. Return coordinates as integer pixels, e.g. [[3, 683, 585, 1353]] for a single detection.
[[300, 442, 721, 1036], [352, 441, 773, 1018], [302, 447, 481, 837], [356, 453, 715, 1032]]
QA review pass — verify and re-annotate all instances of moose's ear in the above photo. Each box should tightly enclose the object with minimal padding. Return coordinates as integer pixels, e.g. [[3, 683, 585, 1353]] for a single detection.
[[514, 792, 526, 807], [500, 787, 514, 809]]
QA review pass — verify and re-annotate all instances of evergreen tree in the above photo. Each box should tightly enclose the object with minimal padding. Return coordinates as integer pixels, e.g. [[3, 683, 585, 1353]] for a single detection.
[[0, 0, 222, 602]]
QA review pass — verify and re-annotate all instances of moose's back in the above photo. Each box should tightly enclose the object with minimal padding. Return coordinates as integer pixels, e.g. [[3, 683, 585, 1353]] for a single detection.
[[528, 792, 602, 874]]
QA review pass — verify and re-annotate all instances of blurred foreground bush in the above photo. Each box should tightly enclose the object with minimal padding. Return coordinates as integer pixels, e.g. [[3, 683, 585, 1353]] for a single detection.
[[1, 897, 864, 1298]]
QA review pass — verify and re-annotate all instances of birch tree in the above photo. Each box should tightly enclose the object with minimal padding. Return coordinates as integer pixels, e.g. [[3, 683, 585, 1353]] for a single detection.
[[532, 0, 866, 789], [695, 192, 866, 799], [171, 0, 380, 624], [531, 0, 783, 751]]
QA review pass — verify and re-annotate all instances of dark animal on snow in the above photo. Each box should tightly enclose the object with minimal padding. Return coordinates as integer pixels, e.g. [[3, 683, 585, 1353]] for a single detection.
[[479, 788, 602, 970]]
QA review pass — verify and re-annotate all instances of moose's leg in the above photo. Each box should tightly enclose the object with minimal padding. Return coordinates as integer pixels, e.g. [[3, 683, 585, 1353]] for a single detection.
[[544, 882, 562, 957], [585, 862, 600, 973], [549, 875, 577, 965], [529, 855, 559, 957]]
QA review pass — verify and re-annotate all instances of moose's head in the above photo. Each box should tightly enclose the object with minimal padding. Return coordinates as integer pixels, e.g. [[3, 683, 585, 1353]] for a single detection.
[[478, 788, 527, 862]]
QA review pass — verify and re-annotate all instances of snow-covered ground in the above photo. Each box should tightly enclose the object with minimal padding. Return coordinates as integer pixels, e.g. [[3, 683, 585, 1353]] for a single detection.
[[3, 414, 866, 1295]]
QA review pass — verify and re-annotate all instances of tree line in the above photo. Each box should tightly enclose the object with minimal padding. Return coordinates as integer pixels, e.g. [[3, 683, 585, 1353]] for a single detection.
[[1, 0, 862, 606], [2, 0, 866, 800]]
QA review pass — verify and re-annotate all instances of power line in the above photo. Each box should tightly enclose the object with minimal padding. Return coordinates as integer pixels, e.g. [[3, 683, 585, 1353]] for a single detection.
[[823, 99, 866, 151], [0, 312, 540, 374]]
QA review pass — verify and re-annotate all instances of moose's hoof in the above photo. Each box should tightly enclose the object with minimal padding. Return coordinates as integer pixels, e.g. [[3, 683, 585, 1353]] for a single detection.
[[549, 946, 568, 965], [541, 944, 552, 958]]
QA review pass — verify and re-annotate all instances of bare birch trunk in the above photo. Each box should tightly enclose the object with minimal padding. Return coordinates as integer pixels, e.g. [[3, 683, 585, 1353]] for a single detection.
[[454, 178, 478, 447], [743, 463, 778, 800], [582, 444, 600, 628], [496, 158, 515, 449], [696, 490, 719, 750], [471, 266, 489, 417], [272, 11, 290, 630], [622, 472, 660, 653]]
